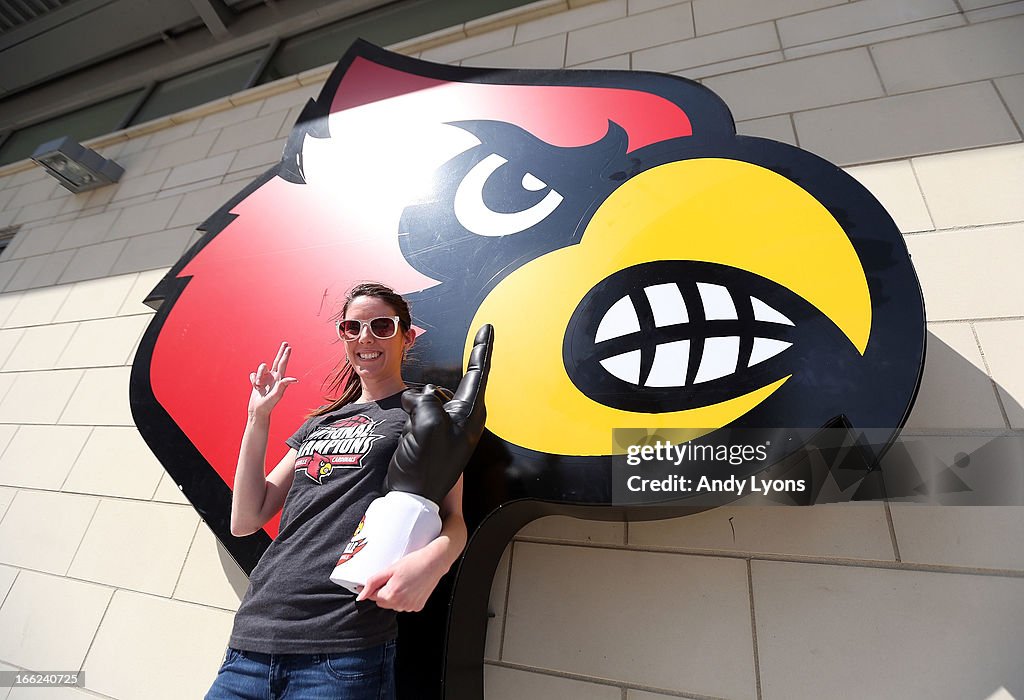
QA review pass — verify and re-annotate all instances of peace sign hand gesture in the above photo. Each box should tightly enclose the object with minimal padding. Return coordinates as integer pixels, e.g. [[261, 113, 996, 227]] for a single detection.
[[386, 324, 494, 504], [248, 342, 298, 418]]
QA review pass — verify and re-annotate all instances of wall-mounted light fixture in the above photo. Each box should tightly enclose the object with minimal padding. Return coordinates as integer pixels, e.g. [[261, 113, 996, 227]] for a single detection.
[[31, 137, 124, 193]]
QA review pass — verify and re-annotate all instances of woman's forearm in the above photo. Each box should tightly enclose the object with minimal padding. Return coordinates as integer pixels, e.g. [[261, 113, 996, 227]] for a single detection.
[[230, 412, 272, 536], [233, 341, 297, 535], [421, 509, 468, 576]]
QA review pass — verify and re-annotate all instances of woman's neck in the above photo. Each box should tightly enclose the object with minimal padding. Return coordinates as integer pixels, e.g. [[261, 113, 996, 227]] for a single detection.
[[356, 377, 407, 403]]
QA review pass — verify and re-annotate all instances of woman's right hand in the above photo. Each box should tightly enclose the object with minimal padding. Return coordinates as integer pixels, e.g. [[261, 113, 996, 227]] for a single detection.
[[248, 342, 298, 418]]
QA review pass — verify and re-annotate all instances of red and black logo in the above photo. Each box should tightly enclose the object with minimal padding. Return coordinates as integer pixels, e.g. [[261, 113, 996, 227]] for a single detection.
[[129, 41, 925, 699], [336, 515, 367, 565], [292, 414, 384, 484]]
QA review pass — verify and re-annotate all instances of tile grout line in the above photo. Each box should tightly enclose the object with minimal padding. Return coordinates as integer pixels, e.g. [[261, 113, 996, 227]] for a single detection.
[[902, 218, 1024, 236], [77, 584, 118, 683], [49, 319, 81, 371], [969, 321, 1014, 430], [671, 49, 786, 79], [0, 558, 240, 612], [0, 323, 149, 364], [0, 488, 18, 531], [57, 684, 118, 700], [883, 499, 902, 563], [53, 366, 91, 425], [68, 238, 128, 286], [905, 156, 938, 231], [644, 41, 785, 77], [0, 425, 19, 468], [40, 235, 80, 288], [899, 427, 1024, 436], [497, 540, 516, 662], [0, 566, 19, 611], [780, 10, 966, 54], [991, 78, 1024, 140], [7, 482, 195, 507], [513, 536, 1024, 578], [521, 3, 723, 68], [962, 0, 1024, 23], [0, 419, 153, 430], [64, 496, 103, 578], [58, 425, 97, 493], [484, 658, 733, 699], [728, 77, 1024, 134], [148, 469, 168, 502], [747, 558, 763, 700], [690, 0, 860, 38], [911, 294, 1024, 325], [48, 278, 79, 322], [0, 657, 119, 700], [169, 517, 204, 601], [0, 259, 26, 296]]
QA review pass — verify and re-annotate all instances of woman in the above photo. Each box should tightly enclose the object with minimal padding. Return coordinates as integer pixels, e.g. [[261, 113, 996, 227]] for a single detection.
[[206, 282, 467, 700]]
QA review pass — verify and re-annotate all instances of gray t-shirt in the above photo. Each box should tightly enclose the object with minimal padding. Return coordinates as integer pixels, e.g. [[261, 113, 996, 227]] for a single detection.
[[229, 392, 406, 653]]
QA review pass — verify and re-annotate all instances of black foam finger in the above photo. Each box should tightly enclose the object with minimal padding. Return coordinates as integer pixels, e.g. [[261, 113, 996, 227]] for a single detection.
[[402, 385, 444, 415], [451, 324, 494, 407]]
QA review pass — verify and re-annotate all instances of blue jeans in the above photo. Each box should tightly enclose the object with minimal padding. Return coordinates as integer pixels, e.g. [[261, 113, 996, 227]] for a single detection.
[[205, 641, 396, 700]]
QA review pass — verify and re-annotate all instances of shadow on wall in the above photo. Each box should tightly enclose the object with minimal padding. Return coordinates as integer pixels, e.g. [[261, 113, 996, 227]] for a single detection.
[[200, 328, 1022, 700], [889, 329, 1022, 505], [216, 540, 251, 602], [211, 326, 1024, 572]]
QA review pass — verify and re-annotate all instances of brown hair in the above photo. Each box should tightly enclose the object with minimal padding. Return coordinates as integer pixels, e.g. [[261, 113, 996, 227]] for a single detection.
[[308, 282, 412, 417]]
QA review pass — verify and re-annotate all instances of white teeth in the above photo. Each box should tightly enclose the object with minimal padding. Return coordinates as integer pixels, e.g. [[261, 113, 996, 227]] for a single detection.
[[749, 337, 792, 367], [694, 336, 740, 384], [357, 352, 381, 359], [645, 339, 689, 387], [645, 283, 688, 326], [697, 282, 737, 320], [751, 296, 794, 326], [594, 283, 796, 387], [595, 296, 640, 343], [599, 350, 641, 384]]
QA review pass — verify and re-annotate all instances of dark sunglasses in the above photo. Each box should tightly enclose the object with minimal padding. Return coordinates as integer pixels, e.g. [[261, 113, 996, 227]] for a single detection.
[[336, 316, 400, 341]]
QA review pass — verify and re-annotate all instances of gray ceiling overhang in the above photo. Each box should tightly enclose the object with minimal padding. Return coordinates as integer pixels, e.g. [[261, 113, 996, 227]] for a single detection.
[[0, 0, 394, 128], [0, 0, 233, 98]]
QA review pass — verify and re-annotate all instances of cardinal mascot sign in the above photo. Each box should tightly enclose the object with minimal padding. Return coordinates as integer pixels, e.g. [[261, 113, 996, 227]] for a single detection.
[[130, 41, 925, 699]]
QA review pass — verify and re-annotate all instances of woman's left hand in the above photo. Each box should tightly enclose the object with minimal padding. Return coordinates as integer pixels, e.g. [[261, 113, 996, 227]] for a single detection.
[[356, 547, 445, 612]]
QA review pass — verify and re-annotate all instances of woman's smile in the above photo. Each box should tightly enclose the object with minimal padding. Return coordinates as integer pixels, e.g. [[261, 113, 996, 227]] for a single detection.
[[343, 295, 415, 400]]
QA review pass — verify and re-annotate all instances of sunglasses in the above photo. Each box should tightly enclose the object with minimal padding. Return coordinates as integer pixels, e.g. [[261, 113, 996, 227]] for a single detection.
[[336, 316, 401, 341]]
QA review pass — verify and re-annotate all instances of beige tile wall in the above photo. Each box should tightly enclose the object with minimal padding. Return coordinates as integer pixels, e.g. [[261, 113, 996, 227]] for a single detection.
[[0, 571, 112, 671], [501, 543, 757, 698], [752, 561, 1024, 699], [0, 0, 1022, 698]]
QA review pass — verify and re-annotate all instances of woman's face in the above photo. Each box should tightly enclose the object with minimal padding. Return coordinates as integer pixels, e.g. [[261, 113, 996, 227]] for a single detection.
[[342, 295, 414, 387]]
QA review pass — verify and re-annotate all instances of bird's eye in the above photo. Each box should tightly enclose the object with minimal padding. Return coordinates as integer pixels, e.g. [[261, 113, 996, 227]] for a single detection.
[[453, 153, 563, 237]]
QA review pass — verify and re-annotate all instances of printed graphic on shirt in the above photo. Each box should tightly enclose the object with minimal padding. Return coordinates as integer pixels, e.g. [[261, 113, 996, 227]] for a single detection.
[[293, 415, 385, 484], [336, 515, 367, 565]]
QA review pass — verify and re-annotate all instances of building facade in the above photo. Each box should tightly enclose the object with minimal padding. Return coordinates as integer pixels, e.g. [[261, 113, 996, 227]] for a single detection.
[[0, 1, 1022, 698]]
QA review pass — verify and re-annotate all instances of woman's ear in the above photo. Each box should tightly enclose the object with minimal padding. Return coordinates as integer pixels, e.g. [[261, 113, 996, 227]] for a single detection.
[[404, 329, 417, 351]]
